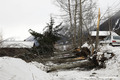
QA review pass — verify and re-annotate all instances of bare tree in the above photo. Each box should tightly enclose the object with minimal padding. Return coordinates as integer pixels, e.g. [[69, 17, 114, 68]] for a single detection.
[[55, 0, 97, 48], [78, 0, 82, 49], [68, 0, 74, 47], [73, 0, 78, 48]]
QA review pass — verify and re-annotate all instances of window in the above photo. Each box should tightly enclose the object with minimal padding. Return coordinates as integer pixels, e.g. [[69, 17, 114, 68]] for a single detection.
[[107, 36, 111, 40], [104, 36, 111, 40], [113, 36, 120, 40]]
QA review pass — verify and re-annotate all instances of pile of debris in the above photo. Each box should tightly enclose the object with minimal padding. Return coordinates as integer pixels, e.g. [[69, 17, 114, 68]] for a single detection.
[[46, 47, 115, 72], [0, 45, 115, 72]]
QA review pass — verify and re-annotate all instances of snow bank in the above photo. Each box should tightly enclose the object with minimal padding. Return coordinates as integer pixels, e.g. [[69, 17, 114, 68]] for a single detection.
[[0, 57, 52, 80]]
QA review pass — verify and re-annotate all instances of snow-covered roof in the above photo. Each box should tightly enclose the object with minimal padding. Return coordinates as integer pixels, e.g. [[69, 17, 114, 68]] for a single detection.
[[0, 41, 34, 48], [24, 36, 39, 47], [24, 36, 35, 41], [90, 31, 119, 36]]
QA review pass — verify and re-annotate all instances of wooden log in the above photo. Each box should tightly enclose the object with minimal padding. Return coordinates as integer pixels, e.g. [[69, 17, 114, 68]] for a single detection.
[[47, 60, 95, 72], [42, 56, 86, 64]]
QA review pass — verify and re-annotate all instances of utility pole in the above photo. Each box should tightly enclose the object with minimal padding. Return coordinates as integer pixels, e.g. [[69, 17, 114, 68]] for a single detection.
[[95, 8, 100, 50], [78, 0, 82, 49]]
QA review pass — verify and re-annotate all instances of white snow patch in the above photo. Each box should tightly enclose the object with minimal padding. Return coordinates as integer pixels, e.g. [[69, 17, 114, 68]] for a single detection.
[[82, 42, 89, 47], [30, 61, 49, 71], [0, 57, 52, 80]]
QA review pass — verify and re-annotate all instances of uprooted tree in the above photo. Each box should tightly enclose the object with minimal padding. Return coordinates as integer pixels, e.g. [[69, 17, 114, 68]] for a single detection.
[[29, 17, 63, 56]]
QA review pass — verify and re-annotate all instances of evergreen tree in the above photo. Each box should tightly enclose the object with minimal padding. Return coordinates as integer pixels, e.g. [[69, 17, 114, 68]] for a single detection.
[[29, 17, 63, 56]]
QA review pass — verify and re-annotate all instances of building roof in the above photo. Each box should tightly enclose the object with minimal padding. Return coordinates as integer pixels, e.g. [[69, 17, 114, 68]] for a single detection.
[[90, 31, 119, 36], [0, 41, 34, 48]]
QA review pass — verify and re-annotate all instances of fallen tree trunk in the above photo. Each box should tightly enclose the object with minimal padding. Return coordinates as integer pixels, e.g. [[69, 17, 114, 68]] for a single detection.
[[47, 48, 115, 72], [41, 56, 86, 64], [47, 60, 95, 72]]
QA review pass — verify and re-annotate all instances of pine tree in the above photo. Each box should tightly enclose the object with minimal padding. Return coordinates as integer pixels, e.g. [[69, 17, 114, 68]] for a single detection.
[[29, 17, 63, 56]]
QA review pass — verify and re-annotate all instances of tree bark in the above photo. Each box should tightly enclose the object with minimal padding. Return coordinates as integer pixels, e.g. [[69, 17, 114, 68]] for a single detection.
[[78, 0, 82, 49], [47, 60, 95, 72], [68, 0, 74, 48], [73, 0, 78, 48], [95, 8, 100, 50]]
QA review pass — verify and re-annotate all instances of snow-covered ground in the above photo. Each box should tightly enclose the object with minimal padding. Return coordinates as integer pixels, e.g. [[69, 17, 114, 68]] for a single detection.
[[52, 45, 120, 80], [0, 57, 52, 80], [0, 45, 120, 80]]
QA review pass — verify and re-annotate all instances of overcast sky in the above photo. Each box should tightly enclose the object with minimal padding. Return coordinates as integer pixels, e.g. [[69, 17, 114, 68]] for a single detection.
[[0, 0, 120, 40], [0, 0, 59, 40]]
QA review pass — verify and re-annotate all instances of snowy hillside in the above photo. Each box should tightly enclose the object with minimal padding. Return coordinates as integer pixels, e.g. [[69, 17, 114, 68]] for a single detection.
[[0, 45, 120, 80]]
